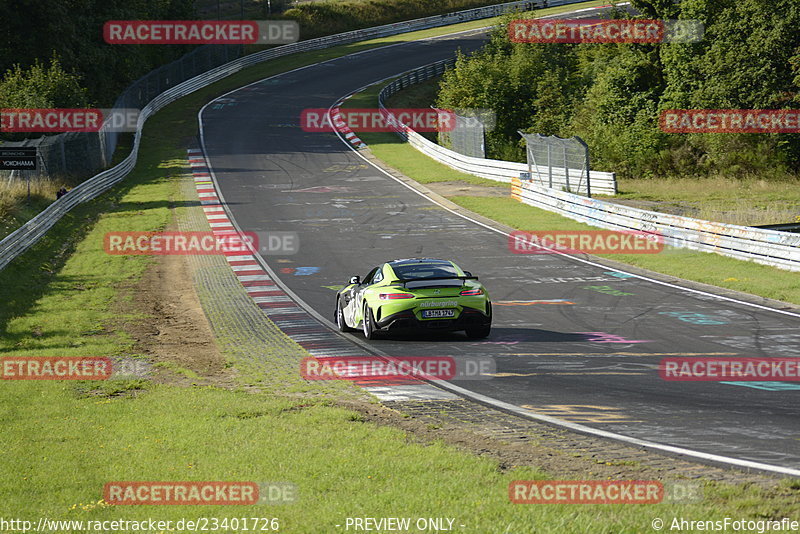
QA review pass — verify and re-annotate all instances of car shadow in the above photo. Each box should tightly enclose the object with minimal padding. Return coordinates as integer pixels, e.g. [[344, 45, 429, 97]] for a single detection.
[[371, 327, 592, 343]]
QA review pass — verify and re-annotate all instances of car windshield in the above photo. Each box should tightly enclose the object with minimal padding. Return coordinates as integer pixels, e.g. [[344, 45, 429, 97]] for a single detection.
[[392, 262, 459, 280]]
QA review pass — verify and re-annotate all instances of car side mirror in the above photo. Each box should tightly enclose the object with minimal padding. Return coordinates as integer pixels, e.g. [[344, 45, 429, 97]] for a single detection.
[[349, 276, 360, 284], [463, 271, 472, 277]]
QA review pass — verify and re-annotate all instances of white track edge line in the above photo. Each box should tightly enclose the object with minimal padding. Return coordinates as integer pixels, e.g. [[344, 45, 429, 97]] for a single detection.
[[197, 7, 800, 478]]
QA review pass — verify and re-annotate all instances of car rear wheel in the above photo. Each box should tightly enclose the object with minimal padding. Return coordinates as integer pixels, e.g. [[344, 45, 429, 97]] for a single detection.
[[362, 304, 378, 340], [465, 325, 491, 339], [335, 298, 355, 332]]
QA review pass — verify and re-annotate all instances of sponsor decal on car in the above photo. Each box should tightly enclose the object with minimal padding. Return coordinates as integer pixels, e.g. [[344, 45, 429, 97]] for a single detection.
[[418, 300, 459, 308]]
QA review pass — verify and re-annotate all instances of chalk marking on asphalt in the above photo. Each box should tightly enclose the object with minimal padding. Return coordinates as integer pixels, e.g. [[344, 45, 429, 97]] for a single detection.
[[197, 5, 800, 477]]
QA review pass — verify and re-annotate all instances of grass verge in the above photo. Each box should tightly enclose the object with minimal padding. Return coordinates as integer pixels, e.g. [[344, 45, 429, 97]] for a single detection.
[[0, 0, 611, 240], [375, 57, 800, 227], [343, 82, 800, 306], [609, 176, 800, 227], [0, 176, 73, 241]]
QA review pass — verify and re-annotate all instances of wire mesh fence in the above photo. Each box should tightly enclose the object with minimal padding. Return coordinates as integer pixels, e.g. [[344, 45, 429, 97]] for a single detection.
[[437, 109, 487, 159], [0, 44, 244, 184], [1, 0, 603, 273], [518, 132, 590, 197]]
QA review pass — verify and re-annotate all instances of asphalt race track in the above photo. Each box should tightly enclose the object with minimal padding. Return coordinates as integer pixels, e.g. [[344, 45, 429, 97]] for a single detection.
[[199, 7, 800, 474]]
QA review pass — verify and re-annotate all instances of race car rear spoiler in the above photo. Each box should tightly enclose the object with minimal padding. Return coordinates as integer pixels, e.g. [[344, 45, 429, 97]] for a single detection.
[[390, 276, 478, 288]]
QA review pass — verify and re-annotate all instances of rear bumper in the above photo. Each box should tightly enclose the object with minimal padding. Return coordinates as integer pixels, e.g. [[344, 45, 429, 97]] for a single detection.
[[375, 305, 491, 332]]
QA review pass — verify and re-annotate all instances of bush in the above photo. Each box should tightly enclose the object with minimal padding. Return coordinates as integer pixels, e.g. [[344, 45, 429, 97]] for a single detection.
[[0, 0, 195, 110], [0, 56, 89, 109], [435, 0, 800, 179], [284, 0, 522, 39]]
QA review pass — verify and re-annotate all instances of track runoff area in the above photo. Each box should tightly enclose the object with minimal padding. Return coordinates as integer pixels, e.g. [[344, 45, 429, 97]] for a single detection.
[[197, 4, 800, 476]]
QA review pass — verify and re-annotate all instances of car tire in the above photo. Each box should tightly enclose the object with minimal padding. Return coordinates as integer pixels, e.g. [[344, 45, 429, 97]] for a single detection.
[[362, 304, 379, 340], [335, 298, 355, 332], [465, 325, 491, 339]]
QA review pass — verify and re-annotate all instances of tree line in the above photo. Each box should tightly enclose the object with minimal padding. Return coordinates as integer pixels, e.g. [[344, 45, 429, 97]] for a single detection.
[[283, 0, 524, 40], [0, 0, 514, 139], [0, 0, 195, 125], [436, 0, 800, 179]]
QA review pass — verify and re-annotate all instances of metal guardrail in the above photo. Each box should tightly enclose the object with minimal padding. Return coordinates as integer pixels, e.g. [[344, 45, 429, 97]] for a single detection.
[[0, 45, 245, 182], [0, 0, 592, 273], [754, 222, 800, 234], [378, 59, 618, 195], [377, 59, 799, 271], [437, 108, 487, 159], [511, 177, 800, 271]]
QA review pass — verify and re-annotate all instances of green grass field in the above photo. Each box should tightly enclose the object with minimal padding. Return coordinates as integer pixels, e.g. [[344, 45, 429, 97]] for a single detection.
[[377, 66, 800, 228], [1, 2, 799, 531], [610, 176, 800, 227], [0, 0, 614, 241], [343, 82, 800, 306]]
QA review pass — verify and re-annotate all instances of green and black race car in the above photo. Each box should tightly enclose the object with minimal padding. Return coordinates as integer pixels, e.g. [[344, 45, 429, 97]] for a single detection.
[[334, 258, 492, 340]]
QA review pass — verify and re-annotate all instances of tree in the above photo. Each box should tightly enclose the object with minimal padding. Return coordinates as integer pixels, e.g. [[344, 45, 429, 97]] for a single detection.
[[0, 56, 89, 109], [434, 0, 800, 177]]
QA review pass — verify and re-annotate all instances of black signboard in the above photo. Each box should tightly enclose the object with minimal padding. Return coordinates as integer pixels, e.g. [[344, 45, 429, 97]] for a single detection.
[[0, 147, 37, 170]]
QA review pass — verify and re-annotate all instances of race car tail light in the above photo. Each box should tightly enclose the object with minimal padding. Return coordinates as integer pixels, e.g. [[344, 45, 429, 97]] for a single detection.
[[459, 288, 483, 296], [379, 292, 415, 300]]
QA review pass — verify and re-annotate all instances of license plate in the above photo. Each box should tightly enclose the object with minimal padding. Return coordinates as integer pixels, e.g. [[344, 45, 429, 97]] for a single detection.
[[422, 309, 456, 319]]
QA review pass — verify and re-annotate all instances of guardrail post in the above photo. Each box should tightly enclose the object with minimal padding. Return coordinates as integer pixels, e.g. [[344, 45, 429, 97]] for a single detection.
[[13, 0, 784, 272], [575, 135, 590, 198]]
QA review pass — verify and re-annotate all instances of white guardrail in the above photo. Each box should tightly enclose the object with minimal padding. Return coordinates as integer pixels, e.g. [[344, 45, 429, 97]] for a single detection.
[[378, 59, 618, 196], [378, 62, 800, 272], [5, 0, 797, 274], [0, 0, 590, 272], [510, 178, 800, 271]]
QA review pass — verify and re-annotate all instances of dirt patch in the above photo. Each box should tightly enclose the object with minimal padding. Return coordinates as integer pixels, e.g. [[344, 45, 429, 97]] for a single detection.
[[114, 182, 783, 487], [112, 240, 236, 388], [607, 198, 701, 219], [426, 180, 508, 198], [340, 398, 614, 477], [336, 398, 783, 488]]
